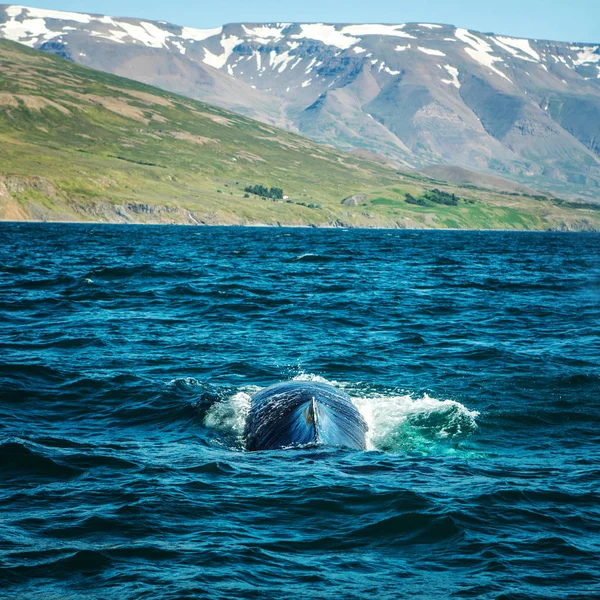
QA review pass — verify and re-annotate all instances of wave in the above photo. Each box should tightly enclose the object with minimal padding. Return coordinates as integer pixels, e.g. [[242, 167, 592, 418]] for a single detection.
[[290, 253, 332, 263], [0, 441, 82, 480], [353, 391, 479, 454], [203, 391, 253, 449]]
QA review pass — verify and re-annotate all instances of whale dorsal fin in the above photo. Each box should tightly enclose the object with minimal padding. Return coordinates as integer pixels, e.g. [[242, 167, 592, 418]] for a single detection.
[[310, 397, 319, 443]]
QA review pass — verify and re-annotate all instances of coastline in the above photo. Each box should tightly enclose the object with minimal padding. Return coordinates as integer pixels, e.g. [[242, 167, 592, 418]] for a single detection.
[[2, 218, 599, 233]]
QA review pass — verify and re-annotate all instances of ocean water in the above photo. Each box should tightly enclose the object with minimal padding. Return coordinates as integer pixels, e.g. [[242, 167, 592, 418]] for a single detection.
[[0, 223, 599, 599]]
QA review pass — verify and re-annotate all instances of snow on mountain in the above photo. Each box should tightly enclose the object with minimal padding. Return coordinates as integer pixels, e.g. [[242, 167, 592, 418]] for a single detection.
[[2, 4, 600, 199]]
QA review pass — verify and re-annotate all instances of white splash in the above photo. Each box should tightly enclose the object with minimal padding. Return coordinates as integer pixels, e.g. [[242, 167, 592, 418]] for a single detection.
[[204, 392, 252, 439], [352, 392, 479, 453], [202, 374, 479, 454], [292, 372, 341, 385], [290, 374, 478, 454]]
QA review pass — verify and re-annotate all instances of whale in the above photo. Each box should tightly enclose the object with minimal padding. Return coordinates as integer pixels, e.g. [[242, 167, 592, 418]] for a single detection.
[[244, 380, 368, 451]]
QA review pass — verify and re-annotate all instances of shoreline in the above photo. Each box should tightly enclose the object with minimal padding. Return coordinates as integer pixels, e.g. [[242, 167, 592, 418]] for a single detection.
[[1, 218, 598, 233]]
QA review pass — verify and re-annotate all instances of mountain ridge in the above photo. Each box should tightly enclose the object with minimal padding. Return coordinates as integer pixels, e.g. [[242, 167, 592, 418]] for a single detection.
[[2, 5, 597, 201], [0, 5, 600, 201], [1, 37, 598, 230]]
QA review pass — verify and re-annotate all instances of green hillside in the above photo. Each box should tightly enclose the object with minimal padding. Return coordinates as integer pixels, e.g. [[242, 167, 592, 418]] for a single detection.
[[0, 39, 598, 230]]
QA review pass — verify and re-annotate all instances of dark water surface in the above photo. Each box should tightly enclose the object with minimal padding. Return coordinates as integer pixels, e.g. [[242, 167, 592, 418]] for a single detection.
[[1, 224, 599, 599]]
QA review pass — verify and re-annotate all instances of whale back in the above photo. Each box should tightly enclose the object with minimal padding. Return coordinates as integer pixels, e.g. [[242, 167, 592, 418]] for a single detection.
[[245, 381, 368, 451]]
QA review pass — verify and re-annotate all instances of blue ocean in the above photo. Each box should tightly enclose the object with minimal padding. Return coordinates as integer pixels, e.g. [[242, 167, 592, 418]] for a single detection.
[[1, 223, 599, 599]]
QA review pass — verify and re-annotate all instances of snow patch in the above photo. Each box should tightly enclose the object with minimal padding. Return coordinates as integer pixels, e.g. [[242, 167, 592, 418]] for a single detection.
[[291, 23, 415, 49], [0, 15, 56, 45], [7, 5, 94, 23], [395, 44, 410, 52], [384, 66, 401, 75], [116, 21, 172, 48], [89, 30, 128, 44], [455, 28, 512, 83], [418, 23, 443, 29], [301, 78, 312, 87], [353, 46, 367, 54], [203, 35, 242, 69], [272, 49, 297, 73], [242, 23, 289, 44], [493, 36, 540, 62], [571, 46, 600, 66], [305, 57, 317, 73], [341, 24, 416, 39], [441, 64, 460, 88], [180, 26, 223, 42], [418, 46, 446, 56], [0, 5, 216, 49], [291, 24, 359, 49]]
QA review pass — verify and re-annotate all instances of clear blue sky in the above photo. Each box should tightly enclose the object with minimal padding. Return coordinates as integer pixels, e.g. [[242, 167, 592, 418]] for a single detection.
[[20, 0, 600, 43]]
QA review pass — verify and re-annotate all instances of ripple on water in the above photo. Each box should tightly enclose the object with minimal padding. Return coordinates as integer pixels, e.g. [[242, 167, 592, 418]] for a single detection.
[[1, 225, 599, 599]]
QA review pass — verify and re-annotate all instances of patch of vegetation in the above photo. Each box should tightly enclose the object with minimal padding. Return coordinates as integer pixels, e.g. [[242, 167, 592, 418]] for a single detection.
[[423, 189, 459, 206], [244, 185, 284, 199], [295, 201, 322, 209], [405, 193, 427, 206], [372, 197, 398, 206], [553, 198, 600, 211]]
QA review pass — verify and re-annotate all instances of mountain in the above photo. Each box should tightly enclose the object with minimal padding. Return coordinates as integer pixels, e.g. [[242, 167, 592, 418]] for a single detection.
[[0, 38, 598, 230], [1, 5, 600, 202]]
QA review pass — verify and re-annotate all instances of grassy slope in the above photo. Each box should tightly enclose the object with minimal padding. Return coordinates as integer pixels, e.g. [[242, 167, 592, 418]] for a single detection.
[[0, 39, 598, 230]]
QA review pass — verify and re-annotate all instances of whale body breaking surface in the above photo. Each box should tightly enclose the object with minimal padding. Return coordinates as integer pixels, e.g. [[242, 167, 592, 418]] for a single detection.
[[244, 381, 368, 451]]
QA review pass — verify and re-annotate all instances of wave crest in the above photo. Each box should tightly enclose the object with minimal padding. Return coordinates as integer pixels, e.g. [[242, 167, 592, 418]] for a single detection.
[[353, 392, 479, 454], [203, 392, 252, 448]]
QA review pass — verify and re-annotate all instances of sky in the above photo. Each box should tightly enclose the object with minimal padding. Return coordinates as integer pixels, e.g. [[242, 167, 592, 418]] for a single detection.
[[14, 0, 600, 43]]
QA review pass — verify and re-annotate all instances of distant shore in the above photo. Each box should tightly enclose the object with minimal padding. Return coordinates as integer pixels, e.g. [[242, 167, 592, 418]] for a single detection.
[[2, 218, 598, 233]]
